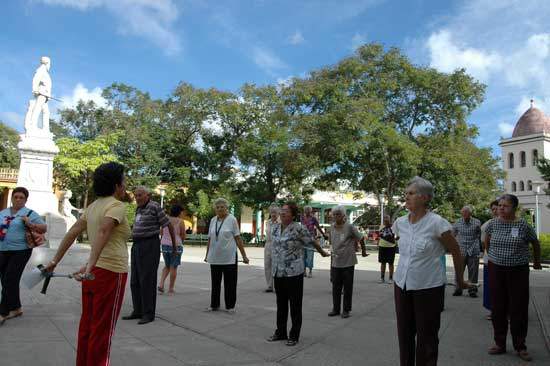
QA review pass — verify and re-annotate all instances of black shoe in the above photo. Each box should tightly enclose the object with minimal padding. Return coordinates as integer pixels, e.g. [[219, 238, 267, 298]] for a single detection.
[[341, 311, 350, 319], [122, 313, 141, 320], [286, 339, 298, 346], [267, 333, 287, 342], [265, 288, 273, 293], [469, 291, 478, 298], [328, 310, 340, 317], [137, 318, 154, 325], [452, 290, 462, 297]]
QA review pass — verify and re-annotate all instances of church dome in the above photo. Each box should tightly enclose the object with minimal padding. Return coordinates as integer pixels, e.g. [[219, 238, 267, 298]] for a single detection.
[[512, 103, 550, 137]]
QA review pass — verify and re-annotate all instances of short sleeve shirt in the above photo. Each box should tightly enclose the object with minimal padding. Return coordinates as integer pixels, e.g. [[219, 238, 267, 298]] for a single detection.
[[392, 212, 452, 291], [485, 218, 536, 267], [301, 216, 319, 237], [81, 196, 131, 273], [271, 222, 315, 277], [132, 200, 169, 239], [330, 223, 363, 268], [0, 207, 45, 251], [207, 214, 240, 265], [379, 226, 396, 247], [453, 218, 481, 256]]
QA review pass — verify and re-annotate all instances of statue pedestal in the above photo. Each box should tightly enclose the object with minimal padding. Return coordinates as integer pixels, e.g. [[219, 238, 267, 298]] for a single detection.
[[17, 133, 66, 248]]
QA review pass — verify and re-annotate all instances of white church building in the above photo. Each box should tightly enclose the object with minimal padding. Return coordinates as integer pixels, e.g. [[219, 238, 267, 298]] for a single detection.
[[500, 102, 550, 234]]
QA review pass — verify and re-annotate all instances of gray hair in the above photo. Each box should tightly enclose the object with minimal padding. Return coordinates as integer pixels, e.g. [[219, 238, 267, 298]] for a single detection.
[[461, 205, 473, 213], [213, 197, 230, 208], [384, 214, 391, 221], [407, 176, 434, 201], [332, 205, 347, 217], [134, 186, 151, 194], [268, 204, 280, 214], [303, 205, 313, 213]]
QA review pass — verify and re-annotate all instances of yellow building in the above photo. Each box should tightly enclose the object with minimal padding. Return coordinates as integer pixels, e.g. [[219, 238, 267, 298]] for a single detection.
[[0, 168, 18, 210]]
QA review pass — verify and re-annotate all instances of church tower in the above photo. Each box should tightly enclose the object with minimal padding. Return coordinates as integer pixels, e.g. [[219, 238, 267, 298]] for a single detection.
[[499, 100, 550, 233]]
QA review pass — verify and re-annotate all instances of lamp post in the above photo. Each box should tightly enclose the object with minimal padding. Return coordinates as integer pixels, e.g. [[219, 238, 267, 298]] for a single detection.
[[532, 181, 545, 238], [159, 187, 166, 208], [379, 192, 385, 227]]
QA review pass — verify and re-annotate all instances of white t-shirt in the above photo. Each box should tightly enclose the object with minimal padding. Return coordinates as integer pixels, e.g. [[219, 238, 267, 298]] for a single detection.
[[207, 214, 241, 265], [392, 211, 452, 291]]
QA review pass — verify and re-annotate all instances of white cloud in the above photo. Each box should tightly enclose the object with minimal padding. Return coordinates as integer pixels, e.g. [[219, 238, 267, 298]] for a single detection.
[[427, 30, 501, 82], [252, 47, 287, 75], [515, 96, 550, 116], [0, 112, 24, 131], [504, 33, 550, 88], [61, 83, 107, 109], [288, 31, 305, 45], [40, 0, 181, 55], [498, 122, 515, 137], [351, 33, 367, 51]]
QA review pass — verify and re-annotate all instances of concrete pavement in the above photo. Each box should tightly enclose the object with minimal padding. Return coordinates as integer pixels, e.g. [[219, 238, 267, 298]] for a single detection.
[[1, 246, 549, 365]]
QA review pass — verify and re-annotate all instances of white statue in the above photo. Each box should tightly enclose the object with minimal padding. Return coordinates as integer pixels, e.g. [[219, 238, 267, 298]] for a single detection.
[[60, 190, 80, 228], [24, 56, 52, 135]]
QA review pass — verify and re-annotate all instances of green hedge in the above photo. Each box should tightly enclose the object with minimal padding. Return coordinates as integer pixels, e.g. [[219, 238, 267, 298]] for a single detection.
[[537, 233, 550, 261]]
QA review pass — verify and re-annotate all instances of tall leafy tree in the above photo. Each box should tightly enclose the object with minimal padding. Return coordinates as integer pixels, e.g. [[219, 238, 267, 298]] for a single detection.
[[0, 122, 20, 168]]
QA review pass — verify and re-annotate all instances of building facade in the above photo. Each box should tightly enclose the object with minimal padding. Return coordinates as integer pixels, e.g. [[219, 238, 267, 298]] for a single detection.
[[499, 103, 550, 234]]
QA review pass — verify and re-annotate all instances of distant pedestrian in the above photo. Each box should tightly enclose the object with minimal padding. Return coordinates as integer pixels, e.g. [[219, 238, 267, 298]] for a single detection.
[[393, 177, 469, 366], [301, 206, 327, 278], [264, 204, 279, 293], [267, 202, 329, 346], [452, 206, 482, 297], [377, 214, 397, 284], [327, 205, 367, 319], [484, 194, 542, 362], [204, 198, 249, 313], [158, 205, 186, 296]]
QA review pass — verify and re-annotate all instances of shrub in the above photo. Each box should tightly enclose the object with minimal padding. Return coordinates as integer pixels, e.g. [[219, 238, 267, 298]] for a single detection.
[[240, 232, 254, 244], [536, 233, 550, 261]]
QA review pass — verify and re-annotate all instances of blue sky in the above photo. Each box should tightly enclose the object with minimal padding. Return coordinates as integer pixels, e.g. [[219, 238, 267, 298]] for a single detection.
[[2, 0, 550, 158]]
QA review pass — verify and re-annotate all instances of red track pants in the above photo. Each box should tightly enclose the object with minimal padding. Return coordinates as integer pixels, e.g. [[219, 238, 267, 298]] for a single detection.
[[77, 267, 127, 366]]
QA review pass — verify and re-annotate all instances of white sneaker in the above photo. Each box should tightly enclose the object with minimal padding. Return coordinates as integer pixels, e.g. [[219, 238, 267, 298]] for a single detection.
[[226, 308, 236, 314], [379, 278, 385, 283], [388, 279, 394, 284]]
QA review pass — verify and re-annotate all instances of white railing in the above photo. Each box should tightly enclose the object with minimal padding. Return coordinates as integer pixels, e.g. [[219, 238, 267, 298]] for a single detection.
[[0, 168, 18, 182]]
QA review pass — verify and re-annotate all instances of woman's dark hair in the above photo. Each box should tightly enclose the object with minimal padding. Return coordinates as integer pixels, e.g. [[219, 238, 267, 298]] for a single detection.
[[12, 187, 29, 199], [169, 204, 183, 217], [499, 194, 519, 210], [93, 162, 125, 197], [283, 202, 299, 221], [490, 200, 499, 208]]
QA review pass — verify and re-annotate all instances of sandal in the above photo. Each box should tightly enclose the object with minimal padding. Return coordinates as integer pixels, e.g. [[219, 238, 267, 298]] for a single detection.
[[0, 315, 5, 326], [488, 345, 506, 355], [157, 286, 164, 294], [6, 310, 23, 319], [167, 290, 175, 296], [517, 350, 532, 362]]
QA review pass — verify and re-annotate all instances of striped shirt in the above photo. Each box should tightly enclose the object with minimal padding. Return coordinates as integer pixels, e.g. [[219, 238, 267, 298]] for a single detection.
[[132, 200, 169, 239]]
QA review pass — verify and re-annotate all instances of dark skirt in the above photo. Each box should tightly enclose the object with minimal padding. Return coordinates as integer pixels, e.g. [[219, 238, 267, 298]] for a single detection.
[[483, 263, 491, 310], [378, 246, 396, 264]]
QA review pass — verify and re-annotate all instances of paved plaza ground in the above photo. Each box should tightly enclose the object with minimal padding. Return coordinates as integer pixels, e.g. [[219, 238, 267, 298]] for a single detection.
[[2, 245, 549, 365]]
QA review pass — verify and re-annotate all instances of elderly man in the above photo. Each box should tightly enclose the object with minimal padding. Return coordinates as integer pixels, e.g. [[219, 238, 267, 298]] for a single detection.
[[452, 206, 482, 298], [123, 186, 176, 324]]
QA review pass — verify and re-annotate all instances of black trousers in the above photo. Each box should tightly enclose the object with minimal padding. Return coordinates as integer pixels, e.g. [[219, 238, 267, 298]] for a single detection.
[[331, 266, 354, 313], [394, 284, 445, 366], [0, 249, 33, 317], [210, 260, 238, 310], [274, 274, 304, 341], [130, 236, 160, 320]]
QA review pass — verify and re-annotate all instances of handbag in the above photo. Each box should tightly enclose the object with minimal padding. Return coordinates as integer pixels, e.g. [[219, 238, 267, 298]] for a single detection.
[[24, 210, 46, 248]]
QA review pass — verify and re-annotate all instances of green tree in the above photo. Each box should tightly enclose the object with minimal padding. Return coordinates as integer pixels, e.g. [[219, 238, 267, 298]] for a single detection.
[[54, 133, 120, 208], [0, 122, 21, 168]]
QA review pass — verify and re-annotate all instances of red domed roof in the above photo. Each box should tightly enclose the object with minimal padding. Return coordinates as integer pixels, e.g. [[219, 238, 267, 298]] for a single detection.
[[512, 106, 550, 137]]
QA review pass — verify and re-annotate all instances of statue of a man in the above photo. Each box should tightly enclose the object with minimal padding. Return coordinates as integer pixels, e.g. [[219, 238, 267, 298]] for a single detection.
[[24, 56, 52, 135]]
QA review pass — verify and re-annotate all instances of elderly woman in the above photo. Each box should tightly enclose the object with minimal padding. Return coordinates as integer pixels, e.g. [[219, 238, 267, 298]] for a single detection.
[[301, 206, 327, 278], [158, 204, 186, 295], [377, 214, 397, 284], [484, 194, 542, 362], [392, 177, 468, 366], [264, 204, 279, 293], [267, 203, 329, 346], [45, 162, 131, 366], [327, 205, 367, 319], [204, 198, 249, 313], [0, 187, 47, 324]]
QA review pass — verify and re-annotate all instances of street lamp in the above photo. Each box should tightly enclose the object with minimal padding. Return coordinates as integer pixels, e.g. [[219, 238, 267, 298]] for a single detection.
[[532, 181, 545, 238], [379, 192, 385, 226], [159, 187, 166, 208]]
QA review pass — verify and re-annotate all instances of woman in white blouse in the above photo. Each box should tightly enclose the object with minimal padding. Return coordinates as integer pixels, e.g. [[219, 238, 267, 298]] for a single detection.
[[392, 177, 469, 366], [204, 198, 249, 313]]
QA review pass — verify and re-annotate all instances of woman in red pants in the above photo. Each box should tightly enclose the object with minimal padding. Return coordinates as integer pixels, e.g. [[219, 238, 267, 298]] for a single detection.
[[45, 162, 130, 366]]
